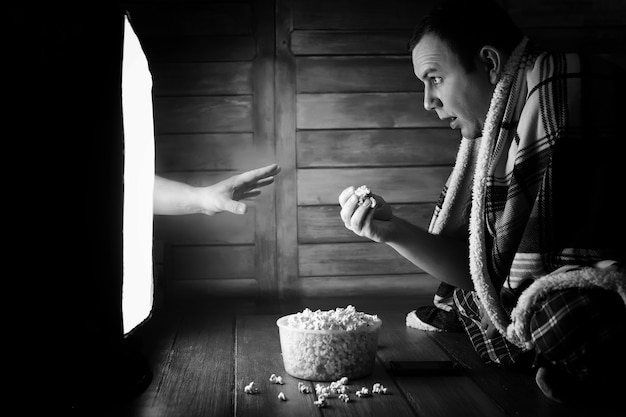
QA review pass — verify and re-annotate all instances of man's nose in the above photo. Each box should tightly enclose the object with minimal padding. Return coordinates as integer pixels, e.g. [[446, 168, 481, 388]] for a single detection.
[[423, 85, 441, 111]]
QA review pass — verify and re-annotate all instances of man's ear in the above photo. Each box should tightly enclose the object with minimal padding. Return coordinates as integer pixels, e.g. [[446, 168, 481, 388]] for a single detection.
[[479, 46, 504, 85]]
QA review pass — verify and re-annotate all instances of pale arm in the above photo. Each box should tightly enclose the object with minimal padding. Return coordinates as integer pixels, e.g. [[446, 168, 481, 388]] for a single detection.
[[154, 163, 281, 216]]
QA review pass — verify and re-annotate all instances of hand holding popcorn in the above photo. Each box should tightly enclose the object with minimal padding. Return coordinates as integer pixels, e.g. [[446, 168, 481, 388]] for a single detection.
[[339, 185, 395, 243]]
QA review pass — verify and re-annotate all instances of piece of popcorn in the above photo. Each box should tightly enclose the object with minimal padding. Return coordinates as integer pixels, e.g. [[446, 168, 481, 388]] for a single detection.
[[269, 373, 284, 385], [339, 393, 351, 403], [372, 383, 389, 394], [314, 398, 327, 408], [278, 392, 287, 401], [356, 387, 371, 398], [298, 382, 311, 394], [244, 382, 259, 394], [355, 185, 377, 208]]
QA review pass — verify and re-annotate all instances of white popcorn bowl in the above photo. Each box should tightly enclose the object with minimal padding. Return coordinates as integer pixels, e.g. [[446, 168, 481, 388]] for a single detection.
[[276, 314, 382, 381]]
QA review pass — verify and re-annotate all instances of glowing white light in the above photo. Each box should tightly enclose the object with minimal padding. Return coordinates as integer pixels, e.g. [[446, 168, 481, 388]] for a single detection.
[[121, 14, 154, 334]]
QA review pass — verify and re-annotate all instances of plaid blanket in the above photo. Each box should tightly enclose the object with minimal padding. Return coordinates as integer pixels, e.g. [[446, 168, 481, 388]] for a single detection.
[[429, 37, 626, 361]]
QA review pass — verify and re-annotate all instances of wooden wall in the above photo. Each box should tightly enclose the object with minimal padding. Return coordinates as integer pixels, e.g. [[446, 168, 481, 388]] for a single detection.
[[125, 0, 626, 304], [277, 0, 453, 299], [126, 0, 278, 301]]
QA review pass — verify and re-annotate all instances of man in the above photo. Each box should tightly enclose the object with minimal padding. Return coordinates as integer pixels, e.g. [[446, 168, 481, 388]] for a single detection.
[[339, 0, 625, 405]]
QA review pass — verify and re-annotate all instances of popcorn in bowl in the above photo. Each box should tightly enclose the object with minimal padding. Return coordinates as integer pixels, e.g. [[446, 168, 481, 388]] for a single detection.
[[276, 305, 382, 381]]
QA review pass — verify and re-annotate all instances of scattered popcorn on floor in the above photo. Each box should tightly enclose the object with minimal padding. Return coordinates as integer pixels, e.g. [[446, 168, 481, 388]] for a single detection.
[[314, 398, 327, 408], [244, 374, 388, 403], [269, 374, 284, 384], [356, 387, 371, 398], [372, 382, 389, 394], [244, 382, 259, 394]]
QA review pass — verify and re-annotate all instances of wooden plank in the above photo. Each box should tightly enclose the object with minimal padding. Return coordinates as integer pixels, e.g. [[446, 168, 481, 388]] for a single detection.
[[172, 245, 255, 279], [524, 25, 626, 54], [140, 36, 256, 62], [297, 93, 445, 129], [427, 331, 624, 417], [293, 0, 436, 30], [298, 203, 435, 243], [291, 31, 412, 55], [145, 313, 235, 416], [293, 274, 440, 298], [506, 0, 626, 27], [154, 96, 253, 134], [155, 133, 254, 171], [235, 315, 320, 416], [376, 312, 507, 417], [151, 62, 253, 96], [125, 3, 253, 35], [275, 0, 300, 297], [296, 56, 417, 93], [297, 167, 452, 205], [252, 0, 279, 298], [524, 27, 626, 54], [278, 294, 434, 315], [116, 313, 183, 416], [170, 279, 260, 299], [154, 212, 255, 244], [298, 242, 422, 276], [297, 128, 459, 167], [376, 312, 462, 363]]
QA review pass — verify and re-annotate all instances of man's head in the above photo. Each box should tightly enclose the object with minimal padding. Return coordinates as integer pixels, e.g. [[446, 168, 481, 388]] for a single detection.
[[409, 0, 524, 139]]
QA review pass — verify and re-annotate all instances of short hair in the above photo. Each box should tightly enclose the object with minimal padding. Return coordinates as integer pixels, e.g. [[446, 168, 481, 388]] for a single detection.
[[408, 0, 524, 72]]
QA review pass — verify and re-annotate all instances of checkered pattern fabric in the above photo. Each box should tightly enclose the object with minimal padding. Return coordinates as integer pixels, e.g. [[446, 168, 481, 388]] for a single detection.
[[453, 288, 532, 367], [530, 288, 626, 380]]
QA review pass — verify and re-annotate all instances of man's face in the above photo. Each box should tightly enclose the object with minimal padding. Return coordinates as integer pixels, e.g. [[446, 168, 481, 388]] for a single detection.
[[412, 33, 495, 139]]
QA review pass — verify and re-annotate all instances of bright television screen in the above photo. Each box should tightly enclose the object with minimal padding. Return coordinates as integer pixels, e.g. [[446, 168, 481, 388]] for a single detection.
[[121, 13, 154, 335]]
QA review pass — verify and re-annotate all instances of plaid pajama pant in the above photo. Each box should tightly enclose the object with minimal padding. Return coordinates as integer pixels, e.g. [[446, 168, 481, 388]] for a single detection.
[[454, 287, 626, 379]]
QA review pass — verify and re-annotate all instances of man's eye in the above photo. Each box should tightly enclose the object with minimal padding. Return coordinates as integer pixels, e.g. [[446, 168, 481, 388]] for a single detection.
[[431, 77, 443, 85]]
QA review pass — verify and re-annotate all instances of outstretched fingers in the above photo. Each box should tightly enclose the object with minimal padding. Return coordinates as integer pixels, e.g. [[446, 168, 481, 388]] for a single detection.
[[236, 164, 281, 185]]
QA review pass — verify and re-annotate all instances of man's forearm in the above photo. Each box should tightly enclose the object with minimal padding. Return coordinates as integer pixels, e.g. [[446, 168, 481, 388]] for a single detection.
[[386, 216, 473, 290], [153, 175, 200, 215]]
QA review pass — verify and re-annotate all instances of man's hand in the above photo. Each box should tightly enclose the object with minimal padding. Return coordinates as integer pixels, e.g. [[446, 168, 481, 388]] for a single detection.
[[197, 163, 281, 215], [338, 186, 394, 243]]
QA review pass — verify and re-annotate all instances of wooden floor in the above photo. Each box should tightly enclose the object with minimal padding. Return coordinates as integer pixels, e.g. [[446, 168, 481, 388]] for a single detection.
[[84, 295, 622, 417]]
